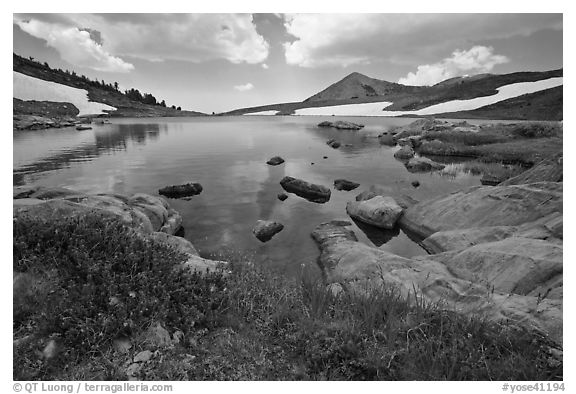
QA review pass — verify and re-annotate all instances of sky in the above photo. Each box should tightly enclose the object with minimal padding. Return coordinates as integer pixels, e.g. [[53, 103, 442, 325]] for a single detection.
[[13, 13, 563, 114]]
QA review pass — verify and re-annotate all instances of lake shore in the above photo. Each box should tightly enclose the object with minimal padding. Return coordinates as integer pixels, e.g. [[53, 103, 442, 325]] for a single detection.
[[13, 119, 563, 380]]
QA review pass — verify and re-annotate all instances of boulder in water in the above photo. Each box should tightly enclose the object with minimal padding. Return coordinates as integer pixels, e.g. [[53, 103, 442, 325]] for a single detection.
[[280, 176, 331, 203], [266, 156, 285, 166], [252, 220, 284, 242], [334, 179, 360, 191], [318, 120, 364, 130], [346, 196, 403, 229], [405, 157, 445, 172], [158, 183, 203, 199], [326, 139, 341, 149]]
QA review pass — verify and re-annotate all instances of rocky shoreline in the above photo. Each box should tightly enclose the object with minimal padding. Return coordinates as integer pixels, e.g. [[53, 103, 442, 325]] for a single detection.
[[306, 119, 563, 344], [12, 118, 563, 380], [13, 185, 228, 275], [13, 146, 563, 345]]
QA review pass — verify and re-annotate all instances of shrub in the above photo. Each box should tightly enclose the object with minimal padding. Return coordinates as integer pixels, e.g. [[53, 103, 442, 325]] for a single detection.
[[507, 122, 562, 138], [13, 212, 562, 381], [13, 212, 227, 380]]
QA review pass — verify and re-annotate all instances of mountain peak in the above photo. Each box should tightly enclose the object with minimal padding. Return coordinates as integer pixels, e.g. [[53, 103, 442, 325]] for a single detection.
[[305, 71, 411, 102], [343, 71, 369, 80]]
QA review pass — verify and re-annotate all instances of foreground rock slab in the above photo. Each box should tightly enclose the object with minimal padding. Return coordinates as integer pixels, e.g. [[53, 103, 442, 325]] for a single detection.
[[13, 186, 228, 276], [252, 220, 284, 242], [400, 182, 563, 240], [430, 237, 563, 298], [311, 220, 562, 344], [346, 196, 403, 229], [500, 156, 562, 186], [318, 120, 364, 130], [14, 186, 181, 235], [158, 183, 203, 199], [280, 176, 331, 203]]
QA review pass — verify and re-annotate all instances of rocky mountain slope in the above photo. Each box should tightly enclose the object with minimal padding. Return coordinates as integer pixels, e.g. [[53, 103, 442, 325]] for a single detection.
[[226, 69, 562, 120]]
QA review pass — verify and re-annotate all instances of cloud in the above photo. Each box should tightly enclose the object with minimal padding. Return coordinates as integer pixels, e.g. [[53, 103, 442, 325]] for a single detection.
[[282, 14, 561, 68], [398, 46, 509, 86], [14, 13, 269, 70], [14, 18, 134, 72], [234, 83, 254, 91], [261, 63, 269, 69]]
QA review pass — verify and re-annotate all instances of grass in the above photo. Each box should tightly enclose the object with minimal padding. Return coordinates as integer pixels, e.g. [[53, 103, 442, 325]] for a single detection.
[[417, 122, 562, 166], [439, 161, 525, 182], [13, 212, 563, 381]]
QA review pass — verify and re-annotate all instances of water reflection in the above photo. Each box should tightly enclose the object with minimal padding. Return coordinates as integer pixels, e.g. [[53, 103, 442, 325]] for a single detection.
[[13, 116, 485, 277], [351, 218, 400, 247], [14, 123, 163, 185]]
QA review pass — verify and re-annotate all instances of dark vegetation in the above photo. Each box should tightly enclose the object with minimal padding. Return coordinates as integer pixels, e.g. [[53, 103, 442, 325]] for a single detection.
[[417, 122, 562, 166], [13, 98, 79, 117], [433, 87, 563, 121], [14, 212, 562, 381], [13, 54, 204, 117]]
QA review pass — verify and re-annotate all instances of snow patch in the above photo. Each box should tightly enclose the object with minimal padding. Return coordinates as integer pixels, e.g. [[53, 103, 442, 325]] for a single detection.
[[244, 77, 562, 117], [382, 77, 563, 116], [295, 102, 393, 116], [13, 71, 116, 116], [244, 110, 279, 115]]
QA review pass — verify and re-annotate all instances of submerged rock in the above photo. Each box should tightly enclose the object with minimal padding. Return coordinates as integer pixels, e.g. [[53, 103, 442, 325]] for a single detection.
[[266, 156, 285, 166], [158, 183, 203, 199], [326, 139, 341, 149], [277, 193, 288, 201], [334, 179, 360, 191], [253, 220, 284, 242], [318, 120, 364, 130], [346, 196, 403, 229], [405, 157, 446, 172], [280, 176, 331, 203]]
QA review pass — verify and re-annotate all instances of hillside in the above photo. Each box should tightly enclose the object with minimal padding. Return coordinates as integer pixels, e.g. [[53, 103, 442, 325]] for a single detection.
[[225, 69, 563, 120], [431, 86, 563, 121], [304, 72, 424, 102], [13, 53, 205, 118]]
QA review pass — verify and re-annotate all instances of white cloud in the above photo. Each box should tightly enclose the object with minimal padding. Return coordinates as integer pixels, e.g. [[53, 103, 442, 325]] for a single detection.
[[398, 46, 509, 86], [282, 14, 561, 68], [14, 14, 269, 70], [283, 14, 376, 67], [261, 63, 269, 69], [234, 83, 254, 91], [14, 18, 134, 73]]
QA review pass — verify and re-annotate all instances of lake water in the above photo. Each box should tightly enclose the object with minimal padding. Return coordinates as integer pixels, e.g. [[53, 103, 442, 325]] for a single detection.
[[13, 116, 484, 277]]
